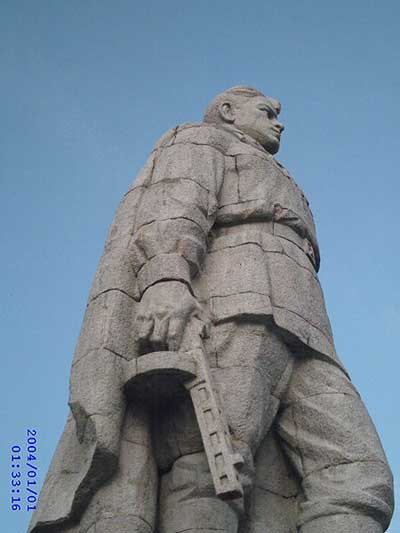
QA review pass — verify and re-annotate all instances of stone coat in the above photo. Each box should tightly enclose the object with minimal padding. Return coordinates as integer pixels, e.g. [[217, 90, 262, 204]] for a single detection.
[[134, 122, 342, 368], [29, 122, 345, 532]]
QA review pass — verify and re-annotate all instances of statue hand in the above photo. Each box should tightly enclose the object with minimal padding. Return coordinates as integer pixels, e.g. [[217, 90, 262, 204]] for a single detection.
[[135, 281, 210, 353]]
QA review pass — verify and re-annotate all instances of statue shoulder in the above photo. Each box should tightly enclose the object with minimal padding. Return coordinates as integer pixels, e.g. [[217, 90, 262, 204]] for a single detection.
[[154, 122, 234, 154]]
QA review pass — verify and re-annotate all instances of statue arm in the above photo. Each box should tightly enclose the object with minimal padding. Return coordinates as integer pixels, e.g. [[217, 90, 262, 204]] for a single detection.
[[131, 135, 225, 350]]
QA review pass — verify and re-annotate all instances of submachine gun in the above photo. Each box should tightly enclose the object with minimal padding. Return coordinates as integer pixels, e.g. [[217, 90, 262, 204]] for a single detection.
[[124, 343, 244, 500]]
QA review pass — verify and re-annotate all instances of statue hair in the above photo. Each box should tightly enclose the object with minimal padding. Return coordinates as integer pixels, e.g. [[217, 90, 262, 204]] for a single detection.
[[203, 86, 264, 124]]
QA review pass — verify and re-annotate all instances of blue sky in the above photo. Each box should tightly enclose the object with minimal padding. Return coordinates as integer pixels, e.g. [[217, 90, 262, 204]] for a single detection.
[[1, 1, 399, 531]]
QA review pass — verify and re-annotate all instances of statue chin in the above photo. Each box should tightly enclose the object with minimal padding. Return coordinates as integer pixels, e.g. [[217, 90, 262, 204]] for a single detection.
[[266, 143, 280, 155], [263, 137, 280, 155]]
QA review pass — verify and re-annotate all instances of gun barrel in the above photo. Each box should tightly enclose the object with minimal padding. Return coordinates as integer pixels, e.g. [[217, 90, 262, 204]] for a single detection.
[[185, 347, 244, 499]]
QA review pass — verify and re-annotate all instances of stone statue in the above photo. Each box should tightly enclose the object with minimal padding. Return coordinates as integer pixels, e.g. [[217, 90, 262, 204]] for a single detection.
[[29, 86, 394, 533]]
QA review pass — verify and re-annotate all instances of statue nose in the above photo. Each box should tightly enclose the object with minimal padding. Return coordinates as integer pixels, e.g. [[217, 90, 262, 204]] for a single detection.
[[277, 122, 285, 133]]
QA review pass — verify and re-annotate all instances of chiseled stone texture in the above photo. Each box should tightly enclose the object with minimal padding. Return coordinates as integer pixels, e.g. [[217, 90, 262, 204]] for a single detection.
[[30, 87, 394, 533]]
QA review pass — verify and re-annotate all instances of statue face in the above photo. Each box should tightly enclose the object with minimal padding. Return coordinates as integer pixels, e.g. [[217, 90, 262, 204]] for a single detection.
[[231, 96, 284, 154]]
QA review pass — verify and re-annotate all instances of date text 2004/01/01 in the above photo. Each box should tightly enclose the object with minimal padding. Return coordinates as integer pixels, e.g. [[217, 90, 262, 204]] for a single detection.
[[10, 429, 38, 512]]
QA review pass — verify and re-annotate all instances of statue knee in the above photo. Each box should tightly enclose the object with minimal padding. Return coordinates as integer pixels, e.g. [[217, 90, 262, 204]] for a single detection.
[[299, 514, 383, 533], [298, 458, 394, 531]]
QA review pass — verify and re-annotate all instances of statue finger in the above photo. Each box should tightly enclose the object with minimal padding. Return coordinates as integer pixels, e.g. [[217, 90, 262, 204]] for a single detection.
[[150, 316, 169, 350], [167, 317, 185, 351], [135, 314, 154, 342]]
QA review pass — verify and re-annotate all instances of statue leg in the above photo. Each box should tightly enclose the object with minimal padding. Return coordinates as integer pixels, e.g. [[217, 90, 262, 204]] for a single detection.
[[276, 356, 394, 532], [155, 319, 295, 533], [209, 319, 292, 456], [154, 392, 244, 533], [209, 319, 298, 533], [299, 514, 385, 533], [159, 452, 242, 533]]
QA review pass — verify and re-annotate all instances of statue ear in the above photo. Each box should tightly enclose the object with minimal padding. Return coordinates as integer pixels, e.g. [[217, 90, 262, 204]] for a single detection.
[[219, 102, 235, 123]]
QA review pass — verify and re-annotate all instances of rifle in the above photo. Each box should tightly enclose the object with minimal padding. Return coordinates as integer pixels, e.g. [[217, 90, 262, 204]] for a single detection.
[[124, 345, 244, 499]]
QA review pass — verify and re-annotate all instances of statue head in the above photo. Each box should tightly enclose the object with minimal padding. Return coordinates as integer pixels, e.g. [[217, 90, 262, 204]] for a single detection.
[[203, 86, 284, 154]]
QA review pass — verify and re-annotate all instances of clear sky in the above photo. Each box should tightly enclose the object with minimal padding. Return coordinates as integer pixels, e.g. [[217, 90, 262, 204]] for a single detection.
[[1, 1, 399, 531]]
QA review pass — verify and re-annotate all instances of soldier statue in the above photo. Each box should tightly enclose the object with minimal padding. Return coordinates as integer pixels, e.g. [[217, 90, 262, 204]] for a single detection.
[[30, 86, 394, 533]]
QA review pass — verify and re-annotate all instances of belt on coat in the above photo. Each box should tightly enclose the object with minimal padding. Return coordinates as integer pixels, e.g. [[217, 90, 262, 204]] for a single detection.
[[212, 221, 318, 271]]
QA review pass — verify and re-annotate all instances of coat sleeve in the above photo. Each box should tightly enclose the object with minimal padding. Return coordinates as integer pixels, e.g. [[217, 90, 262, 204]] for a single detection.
[[131, 126, 226, 297]]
